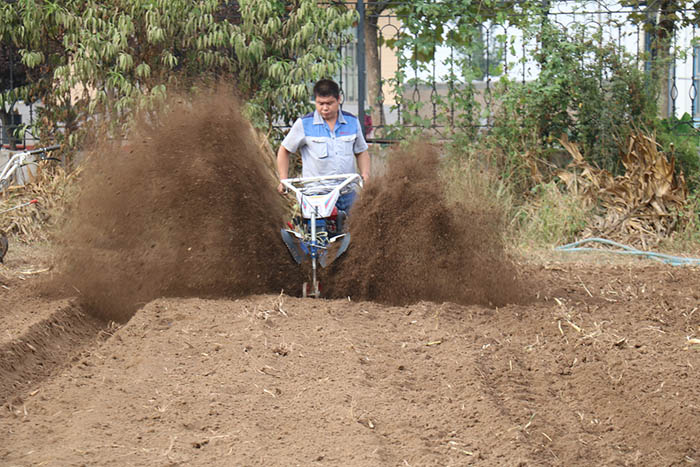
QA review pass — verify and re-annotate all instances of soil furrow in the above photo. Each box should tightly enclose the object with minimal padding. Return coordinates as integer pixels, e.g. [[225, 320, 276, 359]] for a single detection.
[[0, 303, 108, 404]]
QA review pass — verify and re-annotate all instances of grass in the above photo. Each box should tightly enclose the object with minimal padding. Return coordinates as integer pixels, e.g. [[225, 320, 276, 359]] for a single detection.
[[659, 194, 700, 255], [512, 182, 593, 250], [440, 146, 514, 229], [440, 143, 596, 254]]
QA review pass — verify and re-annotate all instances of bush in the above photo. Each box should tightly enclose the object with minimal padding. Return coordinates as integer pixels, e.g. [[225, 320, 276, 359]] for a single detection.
[[656, 113, 700, 192], [490, 22, 657, 175]]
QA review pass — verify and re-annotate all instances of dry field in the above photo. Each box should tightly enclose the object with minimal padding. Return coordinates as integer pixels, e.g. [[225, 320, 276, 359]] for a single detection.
[[1, 245, 699, 466], [1, 91, 699, 466]]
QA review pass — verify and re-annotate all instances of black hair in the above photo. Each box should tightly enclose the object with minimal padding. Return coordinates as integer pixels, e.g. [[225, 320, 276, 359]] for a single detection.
[[313, 79, 340, 99]]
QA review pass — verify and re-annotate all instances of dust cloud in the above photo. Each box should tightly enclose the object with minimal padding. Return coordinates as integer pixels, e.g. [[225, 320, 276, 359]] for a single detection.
[[55, 88, 298, 322], [54, 89, 524, 321], [326, 142, 527, 307]]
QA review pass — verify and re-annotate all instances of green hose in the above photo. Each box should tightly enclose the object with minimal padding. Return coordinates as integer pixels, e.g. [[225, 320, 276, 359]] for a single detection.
[[556, 237, 700, 266]]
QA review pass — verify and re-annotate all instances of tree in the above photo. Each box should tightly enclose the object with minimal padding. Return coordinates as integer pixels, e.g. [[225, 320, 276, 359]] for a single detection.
[[363, 1, 392, 131], [0, 0, 75, 147], [0, 0, 356, 149], [372, 0, 538, 134], [1, 1, 64, 150], [622, 0, 700, 118], [233, 0, 356, 133]]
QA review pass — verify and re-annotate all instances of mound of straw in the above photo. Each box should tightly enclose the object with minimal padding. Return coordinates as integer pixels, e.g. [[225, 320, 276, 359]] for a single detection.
[[0, 163, 79, 243], [556, 131, 687, 248]]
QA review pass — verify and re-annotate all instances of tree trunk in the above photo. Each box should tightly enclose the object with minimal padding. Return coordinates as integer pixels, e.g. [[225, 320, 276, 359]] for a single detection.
[[652, 0, 676, 119], [654, 42, 672, 119], [364, 9, 384, 136]]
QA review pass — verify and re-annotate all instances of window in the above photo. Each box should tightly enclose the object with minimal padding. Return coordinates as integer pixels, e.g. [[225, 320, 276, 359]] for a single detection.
[[337, 29, 358, 103]]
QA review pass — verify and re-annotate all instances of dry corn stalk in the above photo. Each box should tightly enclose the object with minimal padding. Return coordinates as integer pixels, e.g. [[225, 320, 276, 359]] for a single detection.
[[556, 131, 687, 248], [0, 162, 80, 243]]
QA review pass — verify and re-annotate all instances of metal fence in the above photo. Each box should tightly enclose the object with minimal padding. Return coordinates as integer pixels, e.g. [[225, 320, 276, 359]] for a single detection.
[[3, 1, 698, 145], [0, 103, 39, 150], [341, 0, 700, 140]]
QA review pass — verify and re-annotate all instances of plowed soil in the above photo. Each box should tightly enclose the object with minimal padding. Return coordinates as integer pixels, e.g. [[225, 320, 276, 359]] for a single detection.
[[1, 90, 699, 465], [2, 252, 699, 466]]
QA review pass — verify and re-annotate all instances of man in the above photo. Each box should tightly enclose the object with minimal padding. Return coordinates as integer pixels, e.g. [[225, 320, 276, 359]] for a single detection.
[[276, 79, 370, 213]]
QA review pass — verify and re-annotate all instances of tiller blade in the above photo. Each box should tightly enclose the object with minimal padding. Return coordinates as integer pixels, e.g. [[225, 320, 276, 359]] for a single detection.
[[320, 233, 351, 268], [281, 229, 306, 264]]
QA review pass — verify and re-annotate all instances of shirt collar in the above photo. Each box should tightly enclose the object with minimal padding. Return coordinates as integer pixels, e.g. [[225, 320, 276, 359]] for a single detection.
[[313, 109, 347, 126]]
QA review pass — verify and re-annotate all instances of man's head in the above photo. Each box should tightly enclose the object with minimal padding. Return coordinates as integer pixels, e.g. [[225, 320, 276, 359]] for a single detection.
[[313, 79, 341, 123]]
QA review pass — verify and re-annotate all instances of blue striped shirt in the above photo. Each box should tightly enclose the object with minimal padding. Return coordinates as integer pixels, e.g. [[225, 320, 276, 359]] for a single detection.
[[281, 110, 368, 179]]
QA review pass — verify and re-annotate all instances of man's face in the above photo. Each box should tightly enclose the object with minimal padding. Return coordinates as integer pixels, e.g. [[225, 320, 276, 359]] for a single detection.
[[315, 95, 340, 122]]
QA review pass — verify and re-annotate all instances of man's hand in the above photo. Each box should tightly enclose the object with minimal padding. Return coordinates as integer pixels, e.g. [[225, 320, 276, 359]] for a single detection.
[[356, 150, 370, 185]]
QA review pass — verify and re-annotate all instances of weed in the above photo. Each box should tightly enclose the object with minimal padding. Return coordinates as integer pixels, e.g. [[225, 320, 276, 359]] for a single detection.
[[513, 182, 592, 249]]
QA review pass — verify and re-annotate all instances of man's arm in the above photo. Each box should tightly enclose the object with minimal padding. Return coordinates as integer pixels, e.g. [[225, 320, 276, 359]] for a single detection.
[[276, 145, 291, 194], [353, 120, 370, 182], [355, 150, 370, 182], [277, 118, 304, 194]]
